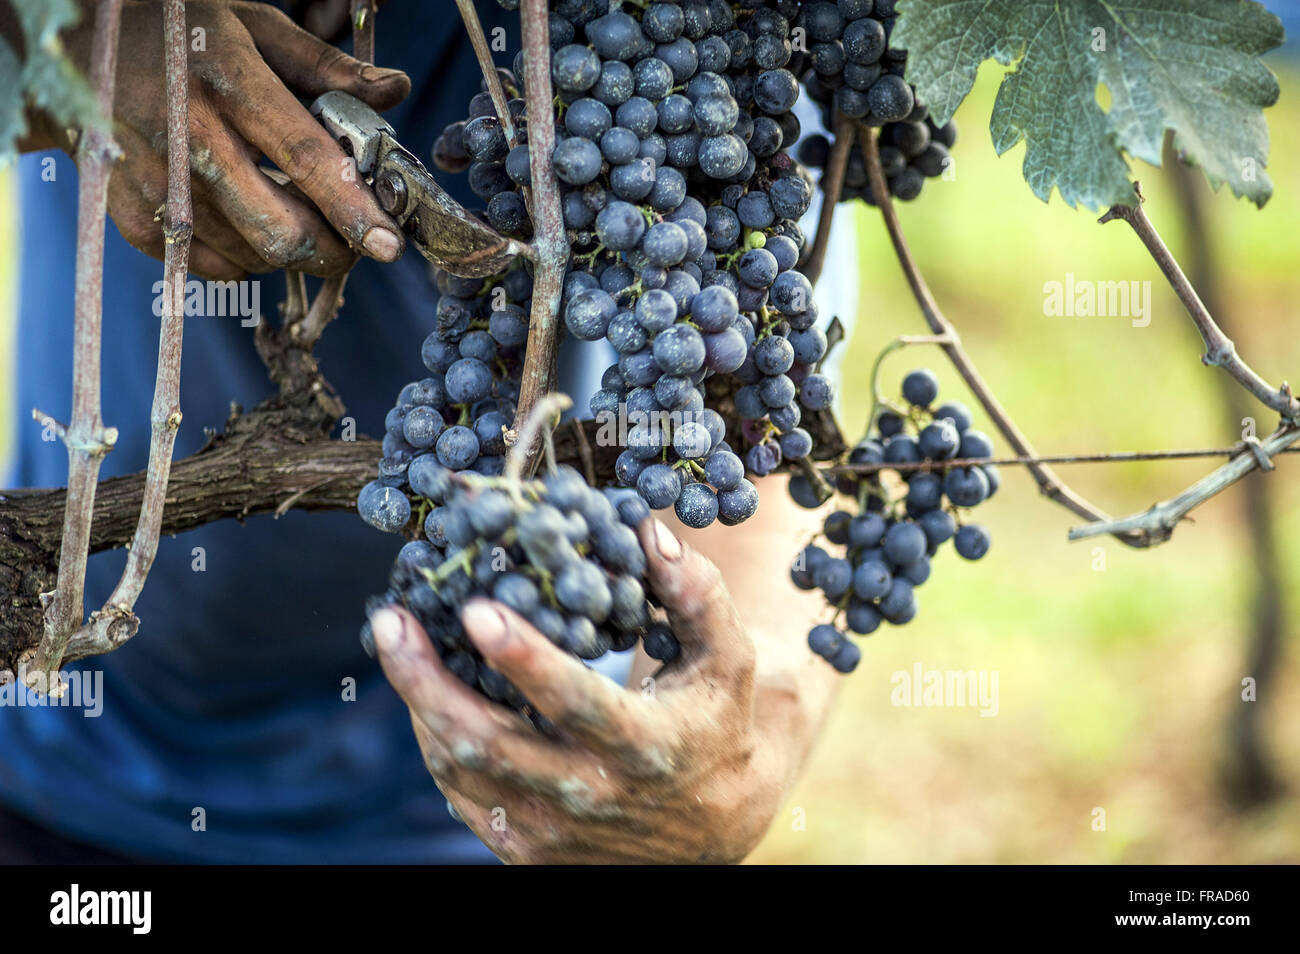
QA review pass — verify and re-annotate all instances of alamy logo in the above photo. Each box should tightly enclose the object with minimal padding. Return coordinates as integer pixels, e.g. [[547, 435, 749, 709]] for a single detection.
[[593, 404, 709, 453], [151, 279, 261, 327], [890, 663, 1000, 716], [49, 884, 151, 934], [1042, 272, 1151, 327], [0, 665, 103, 717]]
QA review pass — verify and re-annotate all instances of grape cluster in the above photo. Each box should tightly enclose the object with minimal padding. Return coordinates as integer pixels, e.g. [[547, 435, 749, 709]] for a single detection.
[[788, 369, 994, 671], [361, 464, 680, 723], [356, 263, 530, 535], [789, 0, 957, 203], [428, 0, 835, 525]]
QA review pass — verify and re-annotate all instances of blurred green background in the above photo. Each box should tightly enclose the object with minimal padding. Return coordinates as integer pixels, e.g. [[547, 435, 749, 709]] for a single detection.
[[1, 59, 1296, 865], [749, 61, 1300, 863]]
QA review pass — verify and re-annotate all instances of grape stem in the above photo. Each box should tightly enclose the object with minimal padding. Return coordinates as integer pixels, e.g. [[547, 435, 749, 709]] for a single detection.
[[863, 334, 955, 440], [801, 111, 853, 286], [454, 0, 519, 151], [1098, 183, 1300, 423], [511, 0, 570, 477], [854, 120, 1148, 548], [569, 417, 597, 486], [349, 0, 376, 62], [26, 0, 127, 690], [505, 392, 574, 485]]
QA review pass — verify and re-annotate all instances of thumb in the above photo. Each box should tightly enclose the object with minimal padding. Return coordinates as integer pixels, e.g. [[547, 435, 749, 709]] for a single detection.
[[235, 5, 411, 110]]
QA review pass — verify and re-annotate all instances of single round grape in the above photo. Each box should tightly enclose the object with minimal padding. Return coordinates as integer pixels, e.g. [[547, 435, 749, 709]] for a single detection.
[[808, 624, 845, 659], [552, 137, 603, 185], [643, 222, 690, 268], [566, 98, 613, 140], [402, 405, 445, 449], [595, 201, 647, 252], [564, 288, 618, 341], [552, 44, 601, 93], [358, 480, 411, 533], [697, 134, 748, 179], [703, 327, 748, 373], [600, 126, 640, 164], [753, 69, 799, 114], [799, 373, 834, 411], [934, 401, 974, 433], [760, 373, 797, 408], [435, 425, 480, 470], [675, 482, 719, 528], [653, 324, 706, 375], [868, 74, 915, 123], [444, 358, 493, 405], [846, 600, 883, 636], [736, 248, 777, 290], [918, 421, 960, 460], [788, 326, 828, 364], [954, 524, 991, 560], [637, 463, 683, 510], [717, 478, 759, 525], [610, 156, 657, 201], [754, 334, 795, 375], [883, 435, 922, 464], [943, 466, 990, 507], [779, 428, 813, 459], [902, 368, 940, 406], [592, 60, 634, 106], [958, 429, 995, 460]]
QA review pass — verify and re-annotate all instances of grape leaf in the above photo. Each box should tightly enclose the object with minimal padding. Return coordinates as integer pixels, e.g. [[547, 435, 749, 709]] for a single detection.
[[1, 0, 103, 159], [893, 0, 1284, 209]]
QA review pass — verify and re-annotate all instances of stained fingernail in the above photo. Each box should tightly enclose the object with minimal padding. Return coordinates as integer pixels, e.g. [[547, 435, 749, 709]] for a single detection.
[[652, 519, 682, 562], [463, 600, 510, 652], [361, 65, 406, 84], [362, 226, 402, 262], [369, 607, 405, 654]]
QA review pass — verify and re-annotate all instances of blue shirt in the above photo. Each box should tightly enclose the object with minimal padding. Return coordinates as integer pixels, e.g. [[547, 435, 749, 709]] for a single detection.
[[0, 4, 520, 863]]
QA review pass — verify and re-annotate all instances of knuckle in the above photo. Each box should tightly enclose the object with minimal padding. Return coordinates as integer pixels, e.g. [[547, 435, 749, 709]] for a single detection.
[[257, 226, 316, 268], [622, 742, 675, 780], [274, 135, 329, 187], [447, 734, 491, 771]]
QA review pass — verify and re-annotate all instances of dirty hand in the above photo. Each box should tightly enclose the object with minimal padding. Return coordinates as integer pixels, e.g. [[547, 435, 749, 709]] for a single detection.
[[370, 518, 787, 864], [41, 0, 411, 279]]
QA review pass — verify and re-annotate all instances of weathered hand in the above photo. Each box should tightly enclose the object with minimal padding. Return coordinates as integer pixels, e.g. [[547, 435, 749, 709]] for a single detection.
[[371, 518, 791, 865], [42, 0, 411, 279]]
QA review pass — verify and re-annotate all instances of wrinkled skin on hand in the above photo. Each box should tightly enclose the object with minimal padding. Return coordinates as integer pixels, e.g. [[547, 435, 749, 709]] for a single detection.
[[371, 518, 787, 865], [38, 0, 412, 279]]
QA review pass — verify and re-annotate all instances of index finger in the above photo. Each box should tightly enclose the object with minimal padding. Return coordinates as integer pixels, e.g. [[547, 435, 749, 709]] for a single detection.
[[212, 56, 406, 262], [460, 599, 679, 777]]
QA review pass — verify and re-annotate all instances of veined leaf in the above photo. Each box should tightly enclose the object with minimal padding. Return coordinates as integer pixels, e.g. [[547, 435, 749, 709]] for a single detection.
[[893, 0, 1283, 209]]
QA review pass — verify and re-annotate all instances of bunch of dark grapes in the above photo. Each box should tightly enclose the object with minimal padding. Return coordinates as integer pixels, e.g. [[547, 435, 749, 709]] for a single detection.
[[788, 369, 994, 672], [361, 464, 679, 725], [789, 0, 957, 203], [356, 262, 530, 534], [429, 0, 835, 527]]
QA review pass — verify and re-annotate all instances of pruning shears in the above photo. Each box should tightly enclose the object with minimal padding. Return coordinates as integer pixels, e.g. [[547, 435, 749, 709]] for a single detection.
[[309, 90, 527, 277]]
